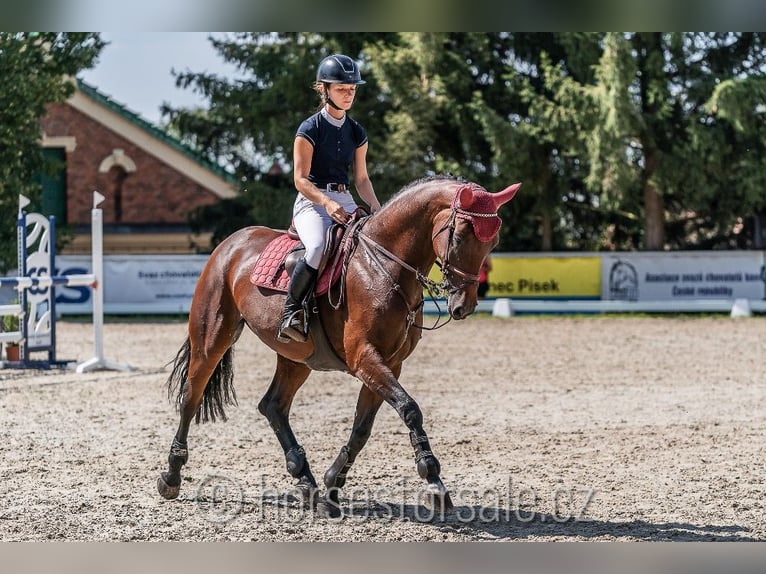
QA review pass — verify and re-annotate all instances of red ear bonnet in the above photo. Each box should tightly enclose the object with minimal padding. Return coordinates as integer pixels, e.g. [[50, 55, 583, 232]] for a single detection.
[[452, 182, 521, 242]]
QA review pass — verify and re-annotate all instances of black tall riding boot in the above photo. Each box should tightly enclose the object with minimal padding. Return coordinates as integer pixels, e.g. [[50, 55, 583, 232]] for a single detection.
[[277, 258, 318, 343]]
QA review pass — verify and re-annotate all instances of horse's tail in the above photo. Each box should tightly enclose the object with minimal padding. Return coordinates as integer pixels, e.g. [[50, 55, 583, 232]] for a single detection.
[[166, 337, 238, 423]]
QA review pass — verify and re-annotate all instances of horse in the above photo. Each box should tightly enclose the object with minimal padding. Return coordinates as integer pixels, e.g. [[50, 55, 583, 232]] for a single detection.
[[157, 175, 520, 516]]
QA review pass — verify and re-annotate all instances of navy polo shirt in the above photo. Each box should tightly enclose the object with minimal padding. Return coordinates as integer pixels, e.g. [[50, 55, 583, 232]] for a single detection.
[[296, 111, 367, 188]]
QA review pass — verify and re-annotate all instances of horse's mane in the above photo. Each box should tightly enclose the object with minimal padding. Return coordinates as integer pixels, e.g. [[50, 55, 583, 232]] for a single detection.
[[379, 174, 467, 212]]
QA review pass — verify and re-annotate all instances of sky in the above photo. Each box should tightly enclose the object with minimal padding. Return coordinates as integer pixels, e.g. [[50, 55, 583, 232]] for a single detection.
[[78, 33, 239, 126]]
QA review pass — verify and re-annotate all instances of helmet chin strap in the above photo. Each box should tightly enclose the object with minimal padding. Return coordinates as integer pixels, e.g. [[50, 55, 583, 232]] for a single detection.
[[323, 83, 344, 111], [326, 97, 343, 111]]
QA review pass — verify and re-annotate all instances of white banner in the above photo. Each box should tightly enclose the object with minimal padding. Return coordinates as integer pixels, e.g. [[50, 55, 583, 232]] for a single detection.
[[601, 251, 766, 301], [42, 251, 766, 315], [56, 255, 209, 314]]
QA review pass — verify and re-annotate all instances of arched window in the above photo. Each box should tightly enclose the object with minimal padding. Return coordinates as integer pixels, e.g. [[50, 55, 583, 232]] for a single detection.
[[98, 149, 136, 223]]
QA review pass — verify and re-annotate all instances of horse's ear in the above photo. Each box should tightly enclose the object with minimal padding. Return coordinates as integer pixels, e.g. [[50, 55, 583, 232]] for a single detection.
[[494, 182, 521, 207], [458, 184, 476, 208]]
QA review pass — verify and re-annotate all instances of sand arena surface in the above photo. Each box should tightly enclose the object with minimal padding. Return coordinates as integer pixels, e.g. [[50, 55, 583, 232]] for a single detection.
[[0, 315, 764, 541]]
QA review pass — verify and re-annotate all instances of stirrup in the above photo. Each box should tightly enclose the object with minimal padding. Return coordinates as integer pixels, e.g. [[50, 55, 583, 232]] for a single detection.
[[277, 309, 307, 343]]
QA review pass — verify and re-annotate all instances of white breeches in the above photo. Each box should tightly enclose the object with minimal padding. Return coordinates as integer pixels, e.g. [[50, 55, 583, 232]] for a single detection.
[[292, 191, 358, 269]]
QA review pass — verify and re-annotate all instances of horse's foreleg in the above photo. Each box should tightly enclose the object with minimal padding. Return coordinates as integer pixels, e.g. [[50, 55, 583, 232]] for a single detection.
[[257, 356, 317, 505], [322, 385, 384, 515], [356, 361, 453, 515], [400, 399, 453, 514]]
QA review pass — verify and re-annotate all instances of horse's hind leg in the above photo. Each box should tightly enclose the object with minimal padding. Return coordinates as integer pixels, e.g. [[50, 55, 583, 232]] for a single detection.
[[257, 355, 318, 505], [321, 385, 384, 516], [158, 302, 243, 500]]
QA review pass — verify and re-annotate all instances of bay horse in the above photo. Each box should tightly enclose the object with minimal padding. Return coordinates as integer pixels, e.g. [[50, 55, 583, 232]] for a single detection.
[[158, 175, 520, 516]]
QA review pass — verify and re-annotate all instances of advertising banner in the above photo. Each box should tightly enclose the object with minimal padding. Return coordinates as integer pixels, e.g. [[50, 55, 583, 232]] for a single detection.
[[46, 250, 766, 315], [56, 254, 209, 314], [487, 255, 601, 299], [429, 254, 601, 299], [601, 251, 766, 301]]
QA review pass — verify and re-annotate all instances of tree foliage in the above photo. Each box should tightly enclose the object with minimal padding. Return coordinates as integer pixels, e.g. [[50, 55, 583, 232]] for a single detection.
[[172, 32, 766, 252], [5, 31, 764, 280], [0, 32, 104, 272]]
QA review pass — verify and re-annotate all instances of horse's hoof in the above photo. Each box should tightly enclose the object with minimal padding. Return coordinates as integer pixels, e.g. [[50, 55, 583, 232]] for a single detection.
[[422, 485, 453, 514], [157, 474, 181, 500], [316, 499, 343, 519], [297, 483, 320, 509]]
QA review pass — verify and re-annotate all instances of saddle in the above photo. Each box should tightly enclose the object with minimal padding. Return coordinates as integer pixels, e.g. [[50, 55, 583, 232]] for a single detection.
[[250, 209, 369, 372], [250, 208, 368, 295]]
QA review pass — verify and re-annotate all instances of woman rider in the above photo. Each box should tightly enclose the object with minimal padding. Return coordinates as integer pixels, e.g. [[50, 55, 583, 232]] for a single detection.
[[278, 54, 382, 343]]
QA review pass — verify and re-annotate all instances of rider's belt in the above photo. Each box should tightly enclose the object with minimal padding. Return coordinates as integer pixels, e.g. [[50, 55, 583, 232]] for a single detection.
[[325, 183, 349, 193]]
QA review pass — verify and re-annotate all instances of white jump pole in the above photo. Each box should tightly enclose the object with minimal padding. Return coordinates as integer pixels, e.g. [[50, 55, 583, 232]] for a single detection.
[[0, 276, 96, 289], [76, 191, 132, 373]]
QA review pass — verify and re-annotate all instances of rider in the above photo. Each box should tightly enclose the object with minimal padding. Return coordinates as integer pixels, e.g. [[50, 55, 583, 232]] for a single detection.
[[277, 53, 382, 343]]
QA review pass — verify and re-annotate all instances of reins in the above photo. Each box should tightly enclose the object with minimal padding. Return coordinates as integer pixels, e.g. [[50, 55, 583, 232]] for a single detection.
[[328, 214, 432, 326], [328, 184, 496, 334], [356, 229, 452, 331]]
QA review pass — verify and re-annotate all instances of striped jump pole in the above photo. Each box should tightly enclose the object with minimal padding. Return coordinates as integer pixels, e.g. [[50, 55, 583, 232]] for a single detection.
[[1, 192, 132, 371], [0, 275, 97, 289], [0, 199, 66, 366]]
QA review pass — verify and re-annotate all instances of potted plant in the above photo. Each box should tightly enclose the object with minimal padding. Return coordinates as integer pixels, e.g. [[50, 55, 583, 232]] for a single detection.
[[2, 302, 21, 362]]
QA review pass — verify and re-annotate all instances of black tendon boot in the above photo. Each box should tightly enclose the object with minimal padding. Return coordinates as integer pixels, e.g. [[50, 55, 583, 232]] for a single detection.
[[277, 258, 318, 343]]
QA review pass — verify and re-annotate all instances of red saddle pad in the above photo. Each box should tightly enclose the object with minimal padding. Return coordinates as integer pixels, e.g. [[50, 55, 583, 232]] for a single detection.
[[250, 233, 341, 295]]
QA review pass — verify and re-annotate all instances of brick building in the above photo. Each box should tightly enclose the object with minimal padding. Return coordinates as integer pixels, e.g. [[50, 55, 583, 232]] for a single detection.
[[39, 79, 237, 254]]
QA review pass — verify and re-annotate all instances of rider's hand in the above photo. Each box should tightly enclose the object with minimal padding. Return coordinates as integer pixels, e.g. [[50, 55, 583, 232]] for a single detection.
[[324, 199, 350, 224]]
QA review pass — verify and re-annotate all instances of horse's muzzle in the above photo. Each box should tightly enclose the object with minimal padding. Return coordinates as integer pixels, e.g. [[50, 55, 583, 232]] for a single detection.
[[448, 291, 476, 320]]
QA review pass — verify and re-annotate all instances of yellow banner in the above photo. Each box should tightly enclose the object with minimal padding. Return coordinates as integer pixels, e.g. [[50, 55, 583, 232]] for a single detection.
[[430, 256, 601, 298], [489, 256, 600, 298]]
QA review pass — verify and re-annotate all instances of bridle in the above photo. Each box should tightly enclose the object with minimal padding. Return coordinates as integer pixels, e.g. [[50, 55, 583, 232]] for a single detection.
[[352, 186, 498, 330], [430, 203, 488, 294]]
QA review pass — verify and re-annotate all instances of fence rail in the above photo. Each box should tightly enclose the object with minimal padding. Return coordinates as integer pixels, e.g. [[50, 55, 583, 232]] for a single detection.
[[424, 298, 766, 315]]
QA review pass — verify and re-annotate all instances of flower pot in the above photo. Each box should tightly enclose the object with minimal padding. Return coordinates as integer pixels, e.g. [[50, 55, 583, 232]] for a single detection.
[[5, 344, 20, 362]]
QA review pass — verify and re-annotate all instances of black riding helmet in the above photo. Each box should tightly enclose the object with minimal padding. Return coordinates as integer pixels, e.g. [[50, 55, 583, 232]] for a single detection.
[[316, 54, 366, 85]]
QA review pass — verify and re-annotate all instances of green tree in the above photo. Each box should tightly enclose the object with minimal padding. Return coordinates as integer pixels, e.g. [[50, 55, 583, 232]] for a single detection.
[[366, 33, 517, 190], [0, 32, 104, 272], [470, 33, 605, 251], [164, 33, 396, 239], [167, 32, 766, 253], [576, 33, 766, 250], [695, 39, 766, 248], [497, 32, 766, 251], [169, 33, 545, 248]]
